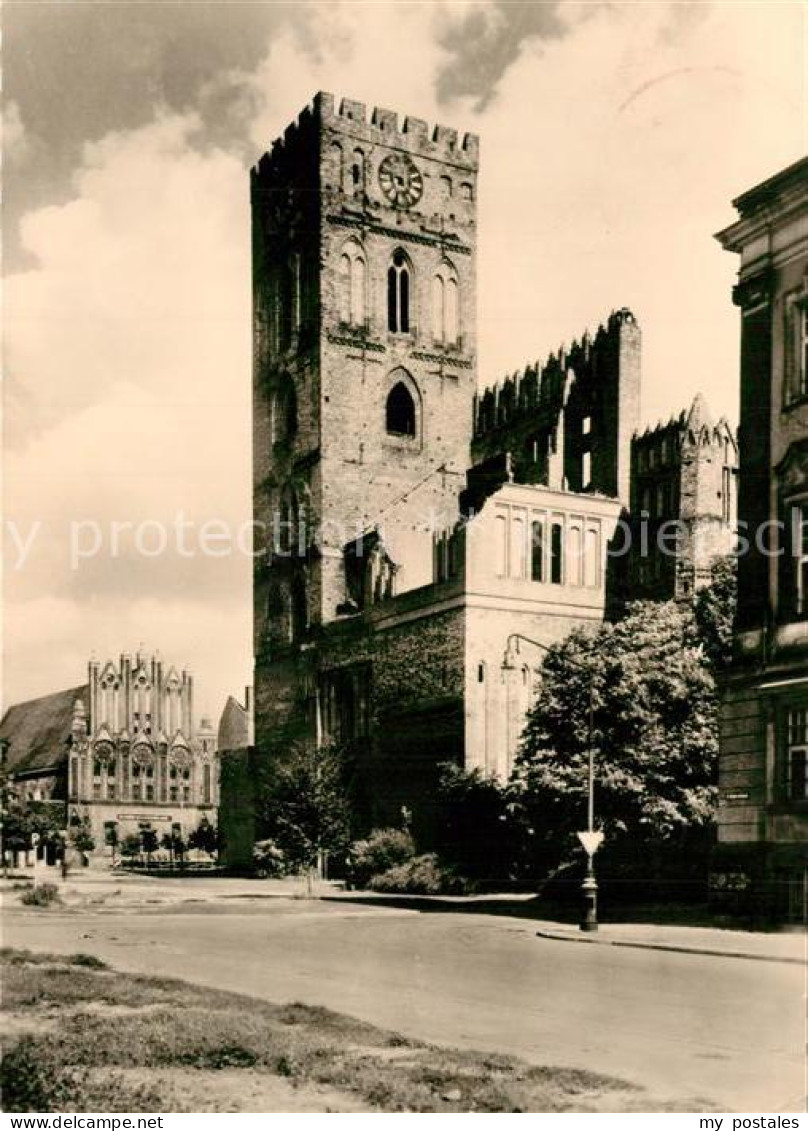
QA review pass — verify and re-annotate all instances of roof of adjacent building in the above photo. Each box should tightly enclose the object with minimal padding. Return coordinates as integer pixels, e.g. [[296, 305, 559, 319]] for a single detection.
[[0, 684, 87, 778], [217, 695, 250, 752], [733, 155, 808, 216]]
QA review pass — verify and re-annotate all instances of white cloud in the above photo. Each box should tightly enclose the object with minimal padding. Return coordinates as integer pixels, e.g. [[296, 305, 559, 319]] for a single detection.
[[472, 0, 804, 425], [3, 594, 250, 724], [5, 112, 252, 715], [3, 100, 29, 162]]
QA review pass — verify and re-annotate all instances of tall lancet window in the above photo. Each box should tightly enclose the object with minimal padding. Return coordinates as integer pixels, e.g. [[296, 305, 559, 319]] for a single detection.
[[387, 250, 411, 333], [329, 141, 344, 191], [350, 148, 365, 191], [338, 241, 366, 327], [432, 260, 459, 344]]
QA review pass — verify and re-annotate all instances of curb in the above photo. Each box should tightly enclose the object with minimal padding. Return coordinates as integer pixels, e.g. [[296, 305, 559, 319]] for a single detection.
[[535, 929, 806, 966]]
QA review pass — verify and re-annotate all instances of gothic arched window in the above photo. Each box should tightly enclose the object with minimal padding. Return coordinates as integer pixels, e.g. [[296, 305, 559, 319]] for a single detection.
[[350, 148, 364, 190], [550, 522, 564, 585], [386, 381, 416, 437], [278, 260, 293, 351], [432, 260, 459, 344], [338, 240, 366, 327], [291, 573, 307, 641], [387, 250, 411, 334], [279, 485, 299, 556], [531, 520, 544, 582], [329, 141, 344, 191], [290, 253, 301, 333]]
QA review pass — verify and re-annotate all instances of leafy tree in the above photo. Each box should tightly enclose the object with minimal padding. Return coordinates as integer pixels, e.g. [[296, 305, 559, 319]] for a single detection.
[[510, 599, 719, 883], [694, 554, 737, 670], [435, 763, 513, 886], [26, 802, 64, 844], [120, 833, 142, 861], [3, 800, 33, 856], [261, 741, 351, 893], [160, 832, 184, 868], [188, 817, 219, 858], [2, 798, 64, 868], [140, 827, 159, 866], [70, 823, 95, 856]]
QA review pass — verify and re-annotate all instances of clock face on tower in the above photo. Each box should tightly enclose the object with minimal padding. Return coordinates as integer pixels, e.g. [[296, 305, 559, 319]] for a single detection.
[[378, 153, 423, 209]]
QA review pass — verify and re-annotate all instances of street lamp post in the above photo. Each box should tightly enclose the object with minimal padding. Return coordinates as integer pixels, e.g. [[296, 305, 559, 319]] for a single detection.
[[501, 632, 600, 933]]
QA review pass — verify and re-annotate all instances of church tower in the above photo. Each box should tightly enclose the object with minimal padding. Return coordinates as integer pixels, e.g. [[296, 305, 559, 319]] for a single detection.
[[252, 93, 479, 748]]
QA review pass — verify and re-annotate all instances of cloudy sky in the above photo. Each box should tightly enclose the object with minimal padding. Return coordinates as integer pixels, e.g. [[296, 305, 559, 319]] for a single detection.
[[3, 0, 805, 721]]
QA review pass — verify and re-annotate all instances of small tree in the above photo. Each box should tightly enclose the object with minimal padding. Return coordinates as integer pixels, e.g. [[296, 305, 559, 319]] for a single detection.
[[160, 830, 186, 870], [140, 827, 159, 867], [3, 799, 33, 862], [694, 554, 737, 670], [172, 831, 187, 868], [262, 741, 351, 895], [2, 798, 64, 867], [120, 833, 142, 864], [105, 822, 119, 864], [188, 817, 219, 859], [70, 823, 95, 859], [160, 832, 175, 867]]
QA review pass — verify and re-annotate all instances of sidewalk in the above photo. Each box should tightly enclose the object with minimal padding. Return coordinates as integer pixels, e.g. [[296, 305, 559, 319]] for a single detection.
[[325, 890, 806, 965], [4, 873, 804, 965], [533, 919, 806, 965]]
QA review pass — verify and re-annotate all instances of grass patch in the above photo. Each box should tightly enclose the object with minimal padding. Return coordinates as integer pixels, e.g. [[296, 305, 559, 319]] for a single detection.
[[0, 948, 694, 1113], [19, 883, 61, 908]]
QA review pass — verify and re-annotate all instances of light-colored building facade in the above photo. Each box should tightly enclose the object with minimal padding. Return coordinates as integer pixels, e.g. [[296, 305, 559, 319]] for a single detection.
[[1, 651, 219, 858], [714, 156, 808, 921]]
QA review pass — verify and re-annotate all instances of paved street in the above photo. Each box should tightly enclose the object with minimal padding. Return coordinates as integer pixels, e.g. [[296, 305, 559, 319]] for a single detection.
[[4, 878, 805, 1112]]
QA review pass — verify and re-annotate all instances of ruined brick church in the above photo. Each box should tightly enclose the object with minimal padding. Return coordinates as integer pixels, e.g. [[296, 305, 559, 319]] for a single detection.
[[240, 92, 737, 850]]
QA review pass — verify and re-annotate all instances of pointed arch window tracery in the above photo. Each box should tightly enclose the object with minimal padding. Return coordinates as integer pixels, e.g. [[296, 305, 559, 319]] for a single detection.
[[338, 240, 366, 328], [387, 250, 411, 334], [432, 259, 459, 344]]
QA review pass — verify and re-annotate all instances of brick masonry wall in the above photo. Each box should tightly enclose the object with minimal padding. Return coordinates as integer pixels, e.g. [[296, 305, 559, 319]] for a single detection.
[[219, 747, 256, 871], [471, 310, 641, 507]]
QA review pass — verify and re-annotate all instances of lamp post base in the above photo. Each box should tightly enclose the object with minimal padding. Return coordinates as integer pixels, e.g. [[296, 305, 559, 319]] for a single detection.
[[580, 865, 598, 932]]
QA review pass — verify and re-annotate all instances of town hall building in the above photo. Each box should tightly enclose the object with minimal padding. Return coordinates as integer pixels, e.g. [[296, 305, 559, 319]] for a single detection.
[[1, 651, 218, 858]]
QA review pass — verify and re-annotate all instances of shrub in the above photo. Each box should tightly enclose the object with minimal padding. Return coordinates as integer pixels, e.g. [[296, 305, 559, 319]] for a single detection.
[[369, 853, 468, 895], [252, 838, 288, 878], [1, 1038, 72, 1110], [347, 828, 416, 889], [1, 1036, 162, 1112], [20, 883, 61, 908], [120, 833, 142, 859], [70, 953, 108, 969]]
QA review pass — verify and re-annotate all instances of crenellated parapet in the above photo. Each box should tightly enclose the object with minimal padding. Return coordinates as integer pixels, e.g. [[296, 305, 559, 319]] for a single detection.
[[473, 309, 638, 439], [632, 394, 738, 474], [316, 92, 479, 168], [251, 91, 479, 193], [470, 308, 641, 504], [628, 394, 738, 603]]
